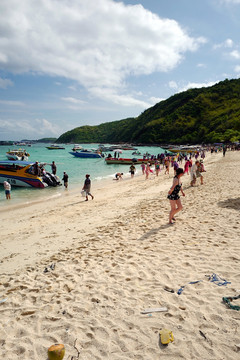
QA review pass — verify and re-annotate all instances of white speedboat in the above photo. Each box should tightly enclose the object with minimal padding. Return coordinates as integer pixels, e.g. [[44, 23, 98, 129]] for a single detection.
[[6, 149, 30, 161]]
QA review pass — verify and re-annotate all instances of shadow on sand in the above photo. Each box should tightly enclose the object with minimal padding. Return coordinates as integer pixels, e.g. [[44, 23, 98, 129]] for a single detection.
[[137, 223, 174, 241], [218, 197, 240, 211]]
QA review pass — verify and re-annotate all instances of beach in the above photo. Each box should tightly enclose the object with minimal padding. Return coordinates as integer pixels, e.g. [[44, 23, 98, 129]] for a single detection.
[[0, 151, 239, 360]]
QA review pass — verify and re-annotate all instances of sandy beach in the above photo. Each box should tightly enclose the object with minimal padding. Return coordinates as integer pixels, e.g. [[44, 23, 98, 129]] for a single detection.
[[0, 151, 239, 360]]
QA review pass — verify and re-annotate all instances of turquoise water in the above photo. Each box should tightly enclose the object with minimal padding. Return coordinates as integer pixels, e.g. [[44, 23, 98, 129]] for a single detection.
[[0, 143, 166, 207]]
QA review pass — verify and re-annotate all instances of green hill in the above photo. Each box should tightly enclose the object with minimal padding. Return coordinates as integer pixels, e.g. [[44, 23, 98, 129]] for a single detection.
[[57, 78, 240, 144]]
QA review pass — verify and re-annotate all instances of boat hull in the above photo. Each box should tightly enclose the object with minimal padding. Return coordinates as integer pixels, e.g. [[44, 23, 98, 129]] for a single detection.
[[69, 152, 102, 158], [0, 174, 46, 188], [105, 158, 154, 165], [6, 154, 28, 161], [46, 147, 65, 150]]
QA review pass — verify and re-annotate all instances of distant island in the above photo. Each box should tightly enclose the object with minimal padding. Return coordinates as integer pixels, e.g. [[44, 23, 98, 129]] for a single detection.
[[57, 78, 240, 145]]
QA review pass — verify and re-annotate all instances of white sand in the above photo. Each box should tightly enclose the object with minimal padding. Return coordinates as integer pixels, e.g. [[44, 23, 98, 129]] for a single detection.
[[0, 151, 239, 359]]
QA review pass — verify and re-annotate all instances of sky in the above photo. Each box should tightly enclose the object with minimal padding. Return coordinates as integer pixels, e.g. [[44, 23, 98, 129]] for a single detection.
[[1, 0, 240, 140]]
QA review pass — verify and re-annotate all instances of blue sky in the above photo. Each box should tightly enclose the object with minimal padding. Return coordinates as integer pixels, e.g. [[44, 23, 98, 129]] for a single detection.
[[1, 0, 240, 140]]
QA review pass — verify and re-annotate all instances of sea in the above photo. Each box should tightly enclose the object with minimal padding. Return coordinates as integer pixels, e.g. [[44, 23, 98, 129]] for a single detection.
[[0, 143, 167, 208]]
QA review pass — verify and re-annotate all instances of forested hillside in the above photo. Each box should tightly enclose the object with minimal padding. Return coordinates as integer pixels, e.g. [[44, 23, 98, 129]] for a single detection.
[[57, 78, 240, 144]]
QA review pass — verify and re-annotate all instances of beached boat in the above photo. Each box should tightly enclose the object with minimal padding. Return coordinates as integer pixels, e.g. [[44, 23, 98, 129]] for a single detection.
[[105, 157, 154, 165], [46, 144, 65, 150], [69, 149, 103, 159], [6, 149, 30, 161], [0, 161, 61, 188], [168, 146, 199, 153]]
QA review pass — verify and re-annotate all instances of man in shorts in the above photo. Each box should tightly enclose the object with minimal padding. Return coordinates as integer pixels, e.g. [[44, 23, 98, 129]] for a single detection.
[[3, 181, 11, 199]]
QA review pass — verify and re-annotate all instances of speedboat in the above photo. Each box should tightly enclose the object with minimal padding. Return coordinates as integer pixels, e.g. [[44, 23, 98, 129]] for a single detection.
[[6, 149, 30, 161], [69, 148, 103, 159], [46, 144, 65, 150], [0, 161, 61, 188]]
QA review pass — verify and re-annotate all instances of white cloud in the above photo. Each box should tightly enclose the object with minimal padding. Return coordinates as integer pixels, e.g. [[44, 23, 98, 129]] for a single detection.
[[149, 96, 165, 104], [0, 99, 24, 106], [213, 38, 234, 49], [0, 118, 60, 138], [234, 65, 240, 72], [220, 0, 240, 3], [179, 81, 219, 92], [89, 87, 151, 108], [169, 81, 178, 89], [61, 97, 86, 105], [0, 77, 13, 89], [0, 0, 205, 106], [230, 50, 240, 59]]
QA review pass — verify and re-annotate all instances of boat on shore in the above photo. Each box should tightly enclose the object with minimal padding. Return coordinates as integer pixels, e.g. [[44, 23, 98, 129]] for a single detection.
[[0, 161, 61, 188], [46, 144, 65, 150], [166, 146, 200, 153], [69, 149, 103, 159], [105, 157, 154, 165], [6, 149, 30, 161]]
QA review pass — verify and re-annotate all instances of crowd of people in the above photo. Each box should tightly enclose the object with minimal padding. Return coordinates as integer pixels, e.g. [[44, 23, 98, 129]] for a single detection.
[[1, 145, 235, 224]]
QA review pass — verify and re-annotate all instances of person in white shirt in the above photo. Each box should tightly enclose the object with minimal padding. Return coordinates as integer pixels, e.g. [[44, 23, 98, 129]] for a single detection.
[[3, 181, 11, 199], [190, 160, 203, 186]]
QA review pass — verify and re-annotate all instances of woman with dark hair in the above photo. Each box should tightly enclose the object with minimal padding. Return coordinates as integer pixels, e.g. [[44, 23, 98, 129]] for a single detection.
[[167, 168, 185, 224]]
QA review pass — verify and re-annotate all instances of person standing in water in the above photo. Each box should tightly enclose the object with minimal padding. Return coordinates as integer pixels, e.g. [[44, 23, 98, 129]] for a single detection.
[[82, 174, 94, 201], [51, 161, 57, 175], [3, 181, 11, 200], [129, 163, 136, 178], [167, 168, 185, 224], [62, 171, 69, 189]]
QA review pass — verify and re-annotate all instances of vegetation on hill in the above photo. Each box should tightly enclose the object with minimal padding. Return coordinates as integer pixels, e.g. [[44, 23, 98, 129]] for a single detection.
[[37, 137, 57, 143], [57, 78, 240, 144]]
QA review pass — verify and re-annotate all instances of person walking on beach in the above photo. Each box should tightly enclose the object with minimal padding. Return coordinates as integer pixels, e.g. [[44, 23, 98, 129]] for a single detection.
[[62, 171, 68, 188], [129, 163, 136, 178], [164, 157, 170, 175], [51, 161, 57, 175], [3, 181, 11, 200], [82, 174, 94, 201], [190, 160, 203, 186], [167, 168, 185, 224]]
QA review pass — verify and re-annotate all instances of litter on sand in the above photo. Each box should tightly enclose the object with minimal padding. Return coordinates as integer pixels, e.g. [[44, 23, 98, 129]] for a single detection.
[[222, 295, 240, 311], [177, 280, 202, 295], [141, 307, 168, 314], [43, 263, 55, 273], [207, 273, 231, 286], [159, 328, 174, 345], [0, 298, 8, 304]]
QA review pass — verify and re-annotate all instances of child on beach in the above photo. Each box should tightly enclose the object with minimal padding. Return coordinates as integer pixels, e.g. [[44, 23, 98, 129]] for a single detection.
[[82, 174, 94, 201], [3, 181, 11, 199]]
